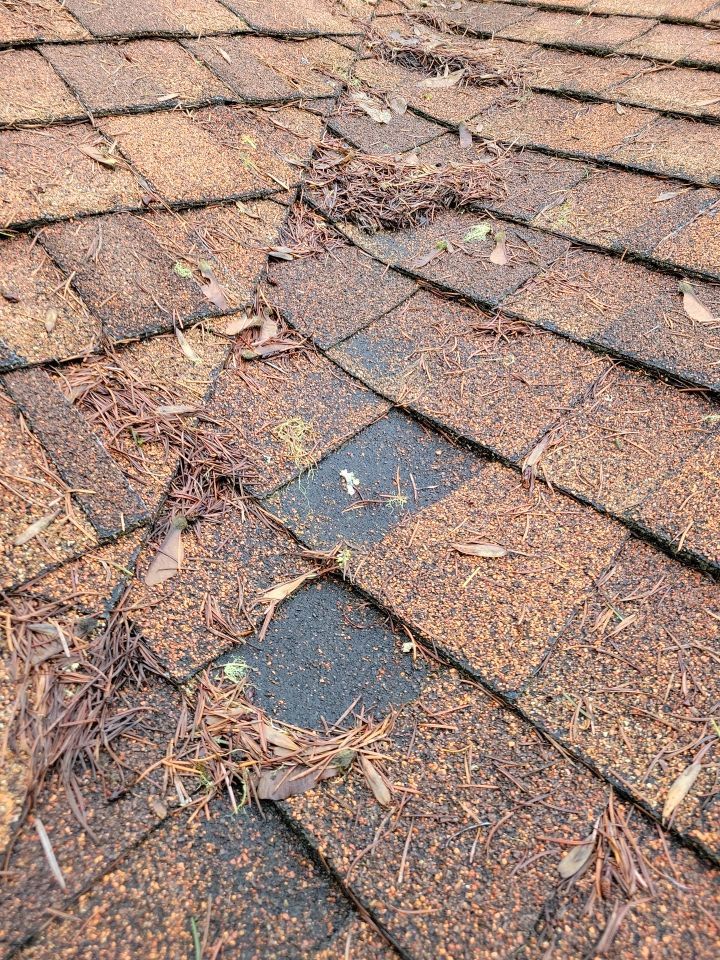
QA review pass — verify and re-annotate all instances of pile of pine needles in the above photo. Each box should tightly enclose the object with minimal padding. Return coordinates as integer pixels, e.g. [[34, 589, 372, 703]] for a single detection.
[[554, 792, 659, 955], [142, 664, 395, 821], [367, 20, 528, 89], [2, 591, 164, 838], [306, 136, 505, 231]]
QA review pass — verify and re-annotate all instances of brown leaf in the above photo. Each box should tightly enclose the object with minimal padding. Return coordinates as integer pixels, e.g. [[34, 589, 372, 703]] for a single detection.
[[77, 144, 117, 169], [679, 281, 715, 325], [388, 95, 408, 116], [360, 754, 392, 807], [155, 404, 199, 416], [144, 517, 187, 587], [223, 314, 262, 335], [1, 288, 21, 303], [417, 68, 465, 89], [558, 835, 596, 879], [199, 262, 230, 311], [268, 246, 295, 261], [260, 722, 299, 752], [258, 570, 319, 605], [350, 90, 392, 124], [451, 541, 507, 558], [458, 123, 473, 148], [255, 316, 279, 345], [147, 796, 168, 818], [44, 308, 58, 333], [255, 763, 338, 801], [175, 327, 201, 364], [411, 247, 443, 268], [14, 510, 60, 546], [663, 762, 701, 820], [489, 229, 508, 266]]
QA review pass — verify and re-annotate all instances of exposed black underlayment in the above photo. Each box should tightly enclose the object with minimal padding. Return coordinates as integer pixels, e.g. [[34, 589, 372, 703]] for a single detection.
[[218, 576, 427, 729], [270, 408, 478, 551]]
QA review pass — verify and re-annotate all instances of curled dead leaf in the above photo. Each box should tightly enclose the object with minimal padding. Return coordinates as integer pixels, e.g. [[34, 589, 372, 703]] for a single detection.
[[268, 246, 295, 261], [258, 570, 320, 606], [558, 834, 596, 880], [256, 316, 279, 345], [223, 313, 262, 335], [175, 327, 201, 364], [155, 404, 199, 416], [78, 144, 117, 168], [261, 722, 299, 752], [360, 754, 392, 807], [144, 516, 187, 587], [254, 763, 338, 801], [350, 90, 392, 124], [663, 762, 702, 820], [199, 262, 230, 311], [458, 123, 473, 148], [388, 95, 408, 116], [489, 229, 508, 266], [451, 542, 507, 559], [13, 510, 60, 546], [44, 308, 58, 333], [417, 68, 465, 89], [679, 281, 715, 325]]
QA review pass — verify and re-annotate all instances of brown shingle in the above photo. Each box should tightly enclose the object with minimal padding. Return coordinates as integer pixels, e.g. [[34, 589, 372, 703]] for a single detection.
[[0, 124, 141, 228], [0, 50, 82, 126], [0, 236, 100, 371], [42, 40, 231, 114], [3, 366, 149, 539]]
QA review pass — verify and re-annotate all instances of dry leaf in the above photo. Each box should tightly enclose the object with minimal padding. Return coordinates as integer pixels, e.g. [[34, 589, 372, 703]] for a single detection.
[[558, 835, 596, 879], [417, 68, 465, 89], [258, 570, 319, 605], [223, 314, 262, 335], [524, 434, 550, 470], [199, 262, 230, 311], [261, 722, 299, 752], [148, 796, 168, 818], [34, 817, 66, 891], [268, 246, 295, 261], [13, 510, 60, 546], [679, 280, 715, 325], [360, 754, 392, 806], [451, 541, 507, 558], [663, 762, 701, 820], [458, 123, 473, 148], [350, 91, 392, 124], [155, 404, 199, 416], [256, 316, 279, 345], [144, 517, 187, 587], [44, 308, 58, 333], [217, 46, 232, 63], [411, 247, 443, 268], [654, 189, 687, 202], [255, 763, 338, 801], [77, 144, 116, 169], [489, 229, 508, 266], [175, 327, 201, 364], [388, 95, 408, 116]]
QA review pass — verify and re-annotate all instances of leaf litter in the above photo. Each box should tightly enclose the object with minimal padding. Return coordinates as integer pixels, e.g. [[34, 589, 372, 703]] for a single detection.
[[366, 19, 528, 90], [306, 135, 504, 231], [140, 664, 396, 819]]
